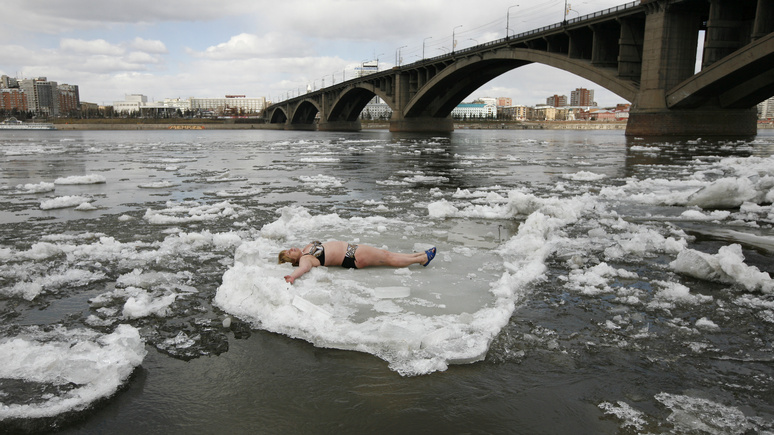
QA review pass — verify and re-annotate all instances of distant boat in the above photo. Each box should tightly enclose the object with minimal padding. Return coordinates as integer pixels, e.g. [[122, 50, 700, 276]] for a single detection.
[[0, 117, 56, 130]]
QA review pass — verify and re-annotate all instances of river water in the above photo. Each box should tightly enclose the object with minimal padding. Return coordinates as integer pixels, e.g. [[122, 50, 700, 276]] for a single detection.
[[0, 128, 773, 434]]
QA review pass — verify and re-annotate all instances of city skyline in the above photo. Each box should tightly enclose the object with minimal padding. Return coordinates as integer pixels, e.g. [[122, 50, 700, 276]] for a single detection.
[[1, 0, 629, 107]]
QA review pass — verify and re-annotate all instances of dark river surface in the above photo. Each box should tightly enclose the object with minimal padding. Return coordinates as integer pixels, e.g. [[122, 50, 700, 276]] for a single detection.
[[1, 128, 773, 434]]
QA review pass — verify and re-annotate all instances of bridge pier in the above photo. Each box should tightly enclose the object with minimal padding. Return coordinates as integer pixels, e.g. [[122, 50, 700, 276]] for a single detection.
[[317, 120, 362, 132], [626, 108, 758, 137], [388, 117, 454, 133], [284, 123, 316, 131]]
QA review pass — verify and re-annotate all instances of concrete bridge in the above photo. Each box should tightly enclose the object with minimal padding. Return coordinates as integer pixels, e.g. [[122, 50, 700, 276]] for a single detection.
[[264, 0, 774, 137]]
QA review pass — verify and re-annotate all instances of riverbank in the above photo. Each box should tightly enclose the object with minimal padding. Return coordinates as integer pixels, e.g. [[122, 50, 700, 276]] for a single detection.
[[52, 119, 629, 131], [51, 119, 773, 131]]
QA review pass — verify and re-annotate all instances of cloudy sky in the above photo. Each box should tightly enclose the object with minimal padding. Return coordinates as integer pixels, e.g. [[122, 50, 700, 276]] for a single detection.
[[2, 0, 633, 107]]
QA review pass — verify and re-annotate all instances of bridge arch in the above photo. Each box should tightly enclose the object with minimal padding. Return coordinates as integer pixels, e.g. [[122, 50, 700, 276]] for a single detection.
[[290, 100, 321, 124], [326, 85, 395, 123], [268, 107, 288, 124], [403, 48, 639, 119]]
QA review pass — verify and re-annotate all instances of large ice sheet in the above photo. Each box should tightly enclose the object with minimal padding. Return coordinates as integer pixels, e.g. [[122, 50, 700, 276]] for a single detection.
[[0, 324, 146, 421], [215, 199, 584, 375], [216, 206, 527, 375], [216, 240, 499, 375]]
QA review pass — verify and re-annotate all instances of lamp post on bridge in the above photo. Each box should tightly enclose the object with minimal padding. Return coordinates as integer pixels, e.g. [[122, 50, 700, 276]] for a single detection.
[[507, 4, 519, 38], [452, 25, 462, 53], [423, 37, 432, 60], [396, 45, 407, 66]]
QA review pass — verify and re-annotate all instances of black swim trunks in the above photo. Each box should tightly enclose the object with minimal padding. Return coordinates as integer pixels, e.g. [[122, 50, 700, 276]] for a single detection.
[[342, 243, 358, 269]]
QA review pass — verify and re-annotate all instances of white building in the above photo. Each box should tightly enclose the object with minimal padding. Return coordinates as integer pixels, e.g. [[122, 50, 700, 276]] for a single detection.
[[189, 95, 266, 114], [452, 103, 497, 119], [361, 98, 392, 120], [160, 98, 191, 111], [759, 96, 774, 119], [113, 94, 148, 113], [113, 94, 266, 115]]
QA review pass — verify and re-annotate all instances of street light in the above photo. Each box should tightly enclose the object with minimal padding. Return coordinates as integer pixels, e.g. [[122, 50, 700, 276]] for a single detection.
[[452, 25, 463, 53], [507, 4, 519, 38], [423, 37, 433, 60], [396, 45, 407, 66]]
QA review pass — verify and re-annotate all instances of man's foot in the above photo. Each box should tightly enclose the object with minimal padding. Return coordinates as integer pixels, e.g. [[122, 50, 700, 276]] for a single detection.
[[423, 247, 436, 267]]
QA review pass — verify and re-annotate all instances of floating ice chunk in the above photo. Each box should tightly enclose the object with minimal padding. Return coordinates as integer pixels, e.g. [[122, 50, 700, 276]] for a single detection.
[[651, 280, 713, 306], [13, 181, 55, 194], [402, 174, 449, 184], [0, 324, 145, 421], [40, 195, 92, 210], [122, 288, 177, 318], [215, 239, 504, 376], [373, 300, 402, 313], [5, 269, 106, 301], [75, 202, 98, 211], [260, 206, 345, 240], [138, 180, 178, 189], [116, 269, 192, 291], [207, 188, 262, 197], [6, 281, 43, 301], [143, 200, 241, 224], [427, 199, 459, 218], [655, 393, 753, 434], [298, 157, 340, 163], [687, 177, 757, 209], [695, 317, 720, 330], [566, 262, 638, 295], [373, 286, 410, 299], [599, 401, 647, 432], [671, 244, 773, 293], [54, 174, 106, 185], [679, 209, 731, 221], [298, 174, 344, 188], [562, 171, 606, 181], [204, 173, 247, 182]]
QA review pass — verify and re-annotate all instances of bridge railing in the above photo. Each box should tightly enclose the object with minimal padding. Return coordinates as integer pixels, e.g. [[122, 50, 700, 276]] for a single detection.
[[423, 1, 640, 62]]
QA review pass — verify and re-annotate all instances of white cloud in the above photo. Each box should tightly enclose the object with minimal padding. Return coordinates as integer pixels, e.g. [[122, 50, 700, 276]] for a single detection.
[[191, 33, 312, 60], [129, 38, 168, 54], [60, 38, 125, 56], [11, 0, 259, 29]]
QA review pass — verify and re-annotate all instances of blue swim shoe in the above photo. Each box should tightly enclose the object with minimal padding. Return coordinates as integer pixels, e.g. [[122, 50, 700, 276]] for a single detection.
[[423, 247, 436, 267]]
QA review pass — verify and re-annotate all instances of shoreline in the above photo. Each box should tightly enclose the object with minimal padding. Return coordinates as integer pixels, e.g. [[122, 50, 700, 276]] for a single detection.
[[50, 120, 773, 131]]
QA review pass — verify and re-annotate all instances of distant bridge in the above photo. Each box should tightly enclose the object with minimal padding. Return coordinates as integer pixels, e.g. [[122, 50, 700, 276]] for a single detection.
[[264, 0, 774, 137]]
